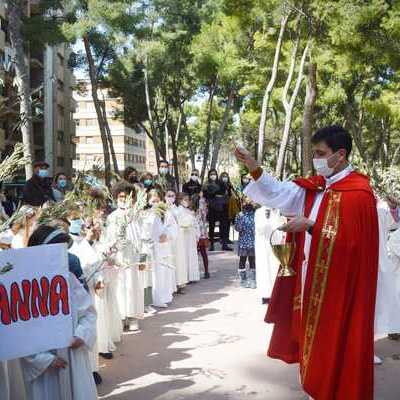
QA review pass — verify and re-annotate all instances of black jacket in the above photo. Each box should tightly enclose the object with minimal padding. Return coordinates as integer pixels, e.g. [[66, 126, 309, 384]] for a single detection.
[[22, 175, 55, 206], [182, 179, 202, 197], [204, 180, 229, 214]]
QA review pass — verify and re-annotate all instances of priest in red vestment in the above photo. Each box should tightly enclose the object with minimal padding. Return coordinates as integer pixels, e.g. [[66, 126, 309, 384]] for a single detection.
[[235, 125, 379, 400]]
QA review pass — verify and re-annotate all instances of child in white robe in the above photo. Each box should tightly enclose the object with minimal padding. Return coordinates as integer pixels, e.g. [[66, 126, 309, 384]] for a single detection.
[[69, 224, 117, 361], [165, 190, 186, 292], [145, 189, 176, 307], [21, 225, 97, 400], [106, 182, 144, 331], [175, 193, 200, 283]]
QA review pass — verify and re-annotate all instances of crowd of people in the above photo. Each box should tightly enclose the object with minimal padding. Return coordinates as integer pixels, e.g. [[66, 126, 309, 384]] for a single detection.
[[0, 158, 258, 400], [2, 124, 400, 400]]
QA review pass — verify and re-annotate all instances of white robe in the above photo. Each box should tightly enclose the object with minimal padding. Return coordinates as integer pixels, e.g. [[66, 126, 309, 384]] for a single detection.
[[69, 237, 117, 361], [0, 359, 28, 400], [106, 209, 144, 321], [245, 166, 353, 302], [164, 210, 178, 295], [382, 211, 400, 334], [375, 201, 400, 334], [169, 205, 187, 287], [175, 206, 200, 283], [254, 207, 284, 299], [21, 273, 97, 400], [142, 210, 174, 306]]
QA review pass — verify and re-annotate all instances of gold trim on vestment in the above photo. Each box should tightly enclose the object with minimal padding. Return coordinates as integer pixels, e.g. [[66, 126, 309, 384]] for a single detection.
[[301, 190, 342, 383], [293, 294, 302, 311]]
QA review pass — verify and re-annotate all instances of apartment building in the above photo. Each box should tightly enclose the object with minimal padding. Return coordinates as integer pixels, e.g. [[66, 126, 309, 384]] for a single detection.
[[0, 0, 77, 177], [145, 135, 158, 175], [73, 81, 146, 174]]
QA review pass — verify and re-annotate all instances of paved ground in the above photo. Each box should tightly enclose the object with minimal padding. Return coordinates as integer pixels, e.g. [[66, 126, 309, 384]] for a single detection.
[[98, 250, 400, 400]]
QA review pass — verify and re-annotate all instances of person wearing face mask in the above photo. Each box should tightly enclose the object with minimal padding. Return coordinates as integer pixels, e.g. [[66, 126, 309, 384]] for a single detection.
[[175, 193, 200, 283], [235, 125, 379, 400], [106, 182, 144, 333], [240, 174, 251, 192], [234, 197, 257, 289], [183, 170, 202, 197], [124, 166, 140, 185], [203, 169, 232, 251], [23, 161, 55, 206], [141, 172, 157, 192], [154, 160, 177, 192], [52, 172, 69, 202], [143, 189, 177, 308], [221, 172, 240, 244]]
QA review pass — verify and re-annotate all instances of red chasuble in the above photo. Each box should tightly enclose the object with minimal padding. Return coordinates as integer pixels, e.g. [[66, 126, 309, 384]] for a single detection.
[[265, 171, 379, 400]]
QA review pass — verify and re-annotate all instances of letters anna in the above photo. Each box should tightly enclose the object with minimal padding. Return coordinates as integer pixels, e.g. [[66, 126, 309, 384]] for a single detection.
[[0, 275, 70, 325]]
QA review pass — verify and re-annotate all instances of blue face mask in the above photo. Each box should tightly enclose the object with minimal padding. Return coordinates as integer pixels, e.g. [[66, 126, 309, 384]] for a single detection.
[[38, 169, 49, 178], [144, 179, 153, 187], [69, 219, 83, 235], [58, 179, 67, 189]]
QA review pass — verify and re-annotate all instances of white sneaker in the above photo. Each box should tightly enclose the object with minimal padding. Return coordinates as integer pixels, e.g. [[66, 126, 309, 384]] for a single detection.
[[154, 303, 168, 308], [145, 305, 157, 314], [374, 355, 383, 365], [128, 319, 140, 332]]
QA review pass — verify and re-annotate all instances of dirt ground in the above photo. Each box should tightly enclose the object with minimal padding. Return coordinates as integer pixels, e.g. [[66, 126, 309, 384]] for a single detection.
[[98, 251, 400, 400]]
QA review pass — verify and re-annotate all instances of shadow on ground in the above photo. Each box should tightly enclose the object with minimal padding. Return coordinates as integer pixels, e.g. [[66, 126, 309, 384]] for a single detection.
[[98, 253, 236, 399]]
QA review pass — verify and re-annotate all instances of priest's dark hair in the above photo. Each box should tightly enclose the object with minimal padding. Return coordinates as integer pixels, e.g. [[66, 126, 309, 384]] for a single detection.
[[28, 225, 71, 247], [111, 181, 136, 200], [311, 125, 353, 159]]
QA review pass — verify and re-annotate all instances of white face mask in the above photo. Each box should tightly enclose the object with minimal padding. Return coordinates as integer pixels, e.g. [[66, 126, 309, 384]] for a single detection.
[[191, 175, 199, 182], [313, 153, 339, 177], [160, 167, 169, 175], [166, 196, 176, 205], [210, 175, 217, 181], [222, 177, 229, 183], [149, 199, 159, 206], [117, 200, 127, 210]]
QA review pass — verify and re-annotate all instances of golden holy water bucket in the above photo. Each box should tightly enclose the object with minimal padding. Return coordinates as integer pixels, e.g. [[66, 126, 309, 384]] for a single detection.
[[269, 228, 296, 277]]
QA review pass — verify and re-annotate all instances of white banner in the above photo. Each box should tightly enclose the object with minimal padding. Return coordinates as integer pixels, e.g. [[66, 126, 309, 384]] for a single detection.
[[0, 244, 73, 361]]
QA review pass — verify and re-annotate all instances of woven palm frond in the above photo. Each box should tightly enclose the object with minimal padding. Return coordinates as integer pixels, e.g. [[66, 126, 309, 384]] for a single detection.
[[0, 143, 29, 181]]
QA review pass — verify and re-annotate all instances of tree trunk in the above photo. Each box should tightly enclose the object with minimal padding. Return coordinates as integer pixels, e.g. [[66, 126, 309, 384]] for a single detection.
[[139, 122, 161, 169], [169, 119, 180, 189], [83, 35, 112, 187], [200, 79, 217, 182], [302, 62, 317, 176], [179, 103, 196, 170], [257, 12, 291, 163], [275, 40, 310, 177], [210, 88, 235, 170], [100, 96, 120, 178], [7, 1, 33, 178], [143, 62, 165, 168]]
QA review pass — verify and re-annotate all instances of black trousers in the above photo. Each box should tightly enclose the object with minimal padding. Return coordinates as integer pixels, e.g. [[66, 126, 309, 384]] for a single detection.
[[239, 256, 256, 270], [208, 209, 229, 245]]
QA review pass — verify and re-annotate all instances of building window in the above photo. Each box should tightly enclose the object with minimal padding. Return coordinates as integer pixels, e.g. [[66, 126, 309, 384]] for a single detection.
[[86, 137, 94, 144], [57, 157, 65, 167], [76, 154, 81, 160], [57, 130, 65, 143]]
